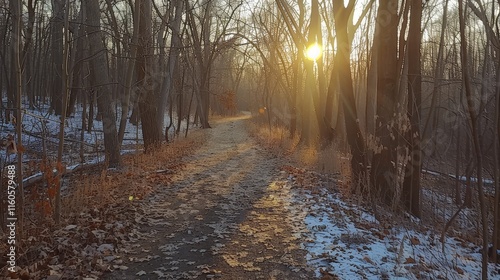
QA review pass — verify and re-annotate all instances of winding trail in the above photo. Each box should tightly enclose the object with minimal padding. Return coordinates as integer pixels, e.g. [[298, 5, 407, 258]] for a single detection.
[[104, 114, 313, 279]]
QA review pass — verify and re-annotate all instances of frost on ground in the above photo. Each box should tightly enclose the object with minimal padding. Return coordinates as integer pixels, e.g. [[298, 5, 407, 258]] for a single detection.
[[282, 169, 500, 279]]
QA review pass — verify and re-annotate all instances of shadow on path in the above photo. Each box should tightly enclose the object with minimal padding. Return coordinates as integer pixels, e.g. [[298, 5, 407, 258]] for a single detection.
[[103, 115, 313, 279]]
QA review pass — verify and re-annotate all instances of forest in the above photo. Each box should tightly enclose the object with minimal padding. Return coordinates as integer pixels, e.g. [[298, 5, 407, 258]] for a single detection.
[[1, 0, 500, 279]]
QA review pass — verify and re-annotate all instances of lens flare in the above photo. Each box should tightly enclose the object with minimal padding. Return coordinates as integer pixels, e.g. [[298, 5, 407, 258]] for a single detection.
[[305, 43, 322, 61]]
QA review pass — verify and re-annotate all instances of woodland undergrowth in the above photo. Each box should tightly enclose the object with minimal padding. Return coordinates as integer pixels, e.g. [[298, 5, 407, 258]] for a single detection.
[[0, 130, 206, 279], [246, 117, 484, 251]]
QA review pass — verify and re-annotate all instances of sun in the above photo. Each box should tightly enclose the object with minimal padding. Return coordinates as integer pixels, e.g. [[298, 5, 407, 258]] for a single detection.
[[305, 43, 322, 61]]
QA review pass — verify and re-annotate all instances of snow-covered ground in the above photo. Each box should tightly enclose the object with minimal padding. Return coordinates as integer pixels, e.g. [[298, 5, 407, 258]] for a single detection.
[[281, 170, 500, 280], [0, 103, 182, 167]]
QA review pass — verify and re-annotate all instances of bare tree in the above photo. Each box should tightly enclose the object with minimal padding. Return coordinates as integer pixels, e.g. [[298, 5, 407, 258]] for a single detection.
[[402, 0, 423, 217], [333, 0, 367, 188], [137, 0, 162, 151], [306, 0, 331, 143], [458, 0, 488, 277], [185, 0, 242, 129], [118, 0, 141, 145], [49, 0, 65, 115], [157, 0, 185, 134], [54, 0, 70, 224], [370, 0, 399, 204], [10, 0, 24, 234], [85, 0, 121, 167]]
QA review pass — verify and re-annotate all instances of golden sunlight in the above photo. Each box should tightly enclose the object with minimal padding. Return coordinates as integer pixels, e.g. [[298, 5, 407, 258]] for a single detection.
[[305, 43, 322, 61]]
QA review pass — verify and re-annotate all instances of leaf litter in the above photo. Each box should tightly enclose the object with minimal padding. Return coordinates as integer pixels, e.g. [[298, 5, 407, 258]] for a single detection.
[[101, 115, 313, 279], [5, 114, 493, 279]]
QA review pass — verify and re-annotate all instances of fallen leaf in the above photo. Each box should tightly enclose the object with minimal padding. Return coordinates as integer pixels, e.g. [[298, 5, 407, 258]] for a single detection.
[[363, 255, 375, 265], [410, 236, 420, 246], [404, 257, 416, 264], [319, 268, 338, 280], [455, 266, 464, 275]]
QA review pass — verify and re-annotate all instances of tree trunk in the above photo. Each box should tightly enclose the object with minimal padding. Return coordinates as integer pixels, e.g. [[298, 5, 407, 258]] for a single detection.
[[23, 0, 36, 109], [87, 90, 95, 132], [493, 59, 500, 262], [157, 0, 184, 133], [370, 0, 399, 204], [458, 0, 488, 277], [333, 1, 367, 188], [455, 125, 462, 205], [365, 25, 378, 139], [324, 58, 338, 141], [185, 0, 213, 129], [50, 0, 64, 115], [54, 0, 70, 225], [67, 6, 84, 117], [10, 0, 24, 235], [85, 0, 121, 167], [176, 67, 186, 135], [402, 0, 422, 217], [308, 0, 331, 143], [464, 135, 473, 207], [422, 0, 448, 143], [0, 11, 11, 123], [137, 0, 161, 151], [118, 0, 141, 145]]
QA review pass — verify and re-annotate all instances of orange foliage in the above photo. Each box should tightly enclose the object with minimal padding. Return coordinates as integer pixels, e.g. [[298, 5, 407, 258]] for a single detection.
[[56, 161, 66, 174], [17, 144, 25, 153], [217, 90, 237, 115], [37, 159, 61, 218]]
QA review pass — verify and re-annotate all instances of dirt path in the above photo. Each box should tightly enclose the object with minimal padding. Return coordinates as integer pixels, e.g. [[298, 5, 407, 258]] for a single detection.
[[103, 114, 314, 279]]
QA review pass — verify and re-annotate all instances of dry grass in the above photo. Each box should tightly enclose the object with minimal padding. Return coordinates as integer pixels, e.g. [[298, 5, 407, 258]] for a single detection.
[[246, 117, 490, 261], [246, 120, 300, 157], [10, 128, 207, 234], [246, 119, 353, 192], [246, 119, 412, 213], [0, 129, 208, 278]]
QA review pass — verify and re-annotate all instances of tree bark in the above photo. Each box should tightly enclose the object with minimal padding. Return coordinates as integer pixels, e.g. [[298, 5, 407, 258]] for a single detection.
[[10, 0, 24, 235], [137, 0, 162, 151], [50, 0, 65, 115], [307, 0, 331, 144], [365, 18, 378, 138], [157, 0, 184, 133], [370, 0, 399, 204], [67, 6, 84, 117], [422, 0, 448, 143], [402, 0, 422, 217], [54, 0, 70, 225], [85, 0, 121, 167], [333, 0, 367, 188], [458, 0, 488, 277], [23, 0, 37, 109], [118, 0, 141, 145], [493, 59, 500, 262], [199, 0, 213, 129]]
